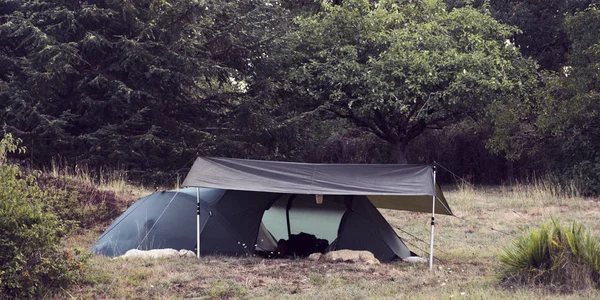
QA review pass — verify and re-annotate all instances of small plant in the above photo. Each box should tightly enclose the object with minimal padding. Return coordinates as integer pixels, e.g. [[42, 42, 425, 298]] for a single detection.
[[498, 219, 600, 292], [308, 273, 326, 287], [206, 280, 246, 299]]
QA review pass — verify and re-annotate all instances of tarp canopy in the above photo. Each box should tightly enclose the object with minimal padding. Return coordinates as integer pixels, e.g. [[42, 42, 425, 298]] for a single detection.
[[182, 157, 453, 216]]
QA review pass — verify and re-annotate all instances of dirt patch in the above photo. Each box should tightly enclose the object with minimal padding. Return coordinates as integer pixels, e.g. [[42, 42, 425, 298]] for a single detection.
[[192, 256, 406, 292]]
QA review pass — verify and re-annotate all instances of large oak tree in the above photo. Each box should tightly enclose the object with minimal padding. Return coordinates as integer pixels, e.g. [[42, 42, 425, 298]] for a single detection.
[[277, 0, 537, 163]]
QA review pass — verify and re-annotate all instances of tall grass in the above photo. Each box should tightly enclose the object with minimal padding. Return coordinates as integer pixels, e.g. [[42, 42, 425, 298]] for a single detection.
[[498, 219, 600, 292], [499, 175, 581, 207], [448, 182, 480, 212], [447, 175, 582, 213], [48, 158, 150, 196]]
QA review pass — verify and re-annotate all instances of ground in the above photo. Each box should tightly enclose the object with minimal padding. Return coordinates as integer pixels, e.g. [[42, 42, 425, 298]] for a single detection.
[[62, 183, 600, 299]]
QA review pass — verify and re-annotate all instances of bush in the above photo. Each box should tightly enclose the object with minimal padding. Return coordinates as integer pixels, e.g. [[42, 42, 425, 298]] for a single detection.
[[0, 134, 86, 299], [498, 219, 600, 292]]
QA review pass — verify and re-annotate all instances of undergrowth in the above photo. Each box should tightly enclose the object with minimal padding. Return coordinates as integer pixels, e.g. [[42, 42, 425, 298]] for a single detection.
[[0, 134, 88, 299]]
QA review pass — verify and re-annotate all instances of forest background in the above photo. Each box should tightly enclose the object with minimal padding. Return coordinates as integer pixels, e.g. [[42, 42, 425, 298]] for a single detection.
[[1, 0, 599, 194]]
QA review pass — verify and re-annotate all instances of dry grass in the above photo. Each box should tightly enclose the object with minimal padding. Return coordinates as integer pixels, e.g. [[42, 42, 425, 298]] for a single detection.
[[59, 180, 600, 299], [47, 158, 153, 200]]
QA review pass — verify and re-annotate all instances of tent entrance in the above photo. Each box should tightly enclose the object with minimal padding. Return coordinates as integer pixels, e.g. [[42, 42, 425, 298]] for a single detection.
[[260, 195, 347, 256]]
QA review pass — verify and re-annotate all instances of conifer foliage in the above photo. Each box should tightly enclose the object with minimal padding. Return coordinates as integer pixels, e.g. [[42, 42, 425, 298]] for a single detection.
[[0, 0, 284, 182]]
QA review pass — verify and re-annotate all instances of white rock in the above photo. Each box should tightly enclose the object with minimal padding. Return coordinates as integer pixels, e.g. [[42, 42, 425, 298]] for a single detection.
[[403, 256, 428, 264], [320, 250, 380, 265], [308, 253, 322, 261], [118, 248, 194, 259], [179, 249, 196, 258]]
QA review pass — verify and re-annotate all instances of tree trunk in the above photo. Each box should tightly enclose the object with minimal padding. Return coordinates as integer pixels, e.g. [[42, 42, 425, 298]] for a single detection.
[[391, 142, 408, 164]]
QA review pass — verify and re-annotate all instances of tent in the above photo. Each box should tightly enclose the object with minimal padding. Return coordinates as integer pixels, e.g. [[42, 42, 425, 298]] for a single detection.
[[91, 188, 277, 257], [91, 157, 453, 264]]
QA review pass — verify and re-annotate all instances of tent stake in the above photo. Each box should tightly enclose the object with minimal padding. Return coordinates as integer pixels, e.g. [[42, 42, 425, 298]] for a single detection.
[[429, 165, 437, 270], [196, 187, 200, 258]]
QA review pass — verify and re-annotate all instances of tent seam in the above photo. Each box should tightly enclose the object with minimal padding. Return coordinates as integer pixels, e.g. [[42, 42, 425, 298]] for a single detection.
[[89, 194, 151, 253], [135, 190, 180, 250]]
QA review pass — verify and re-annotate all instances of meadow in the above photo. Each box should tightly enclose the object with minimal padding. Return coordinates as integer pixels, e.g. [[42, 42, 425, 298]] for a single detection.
[[55, 177, 600, 299]]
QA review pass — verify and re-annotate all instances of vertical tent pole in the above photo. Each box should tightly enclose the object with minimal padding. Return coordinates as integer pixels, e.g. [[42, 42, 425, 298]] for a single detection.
[[429, 165, 437, 270], [196, 187, 200, 258], [286, 196, 292, 239]]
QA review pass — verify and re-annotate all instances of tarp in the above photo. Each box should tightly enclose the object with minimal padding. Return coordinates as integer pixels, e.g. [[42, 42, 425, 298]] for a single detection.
[[182, 157, 453, 215]]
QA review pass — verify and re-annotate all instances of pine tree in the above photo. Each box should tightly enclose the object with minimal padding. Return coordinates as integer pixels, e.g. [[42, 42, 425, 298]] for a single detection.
[[0, 0, 289, 183]]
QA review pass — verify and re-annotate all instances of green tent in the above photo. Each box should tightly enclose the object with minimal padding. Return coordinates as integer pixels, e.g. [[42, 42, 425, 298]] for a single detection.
[[92, 157, 453, 263]]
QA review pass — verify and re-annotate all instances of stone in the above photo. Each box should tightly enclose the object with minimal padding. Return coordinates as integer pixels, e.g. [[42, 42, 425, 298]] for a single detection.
[[320, 250, 380, 265], [403, 256, 428, 264], [308, 253, 322, 261], [117, 248, 195, 259]]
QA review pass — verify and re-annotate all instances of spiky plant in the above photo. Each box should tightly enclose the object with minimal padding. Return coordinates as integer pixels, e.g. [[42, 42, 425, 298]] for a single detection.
[[499, 219, 600, 292]]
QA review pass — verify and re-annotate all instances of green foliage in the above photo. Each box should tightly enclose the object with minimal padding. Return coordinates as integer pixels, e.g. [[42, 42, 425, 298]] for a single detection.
[[489, 0, 594, 71], [0, 0, 291, 184], [488, 4, 600, 195], [0, 134, 87, 299], [0, 0, 597, 191], [206, 280, 246, 299], [499, 219, 600, 292], [277, 0, 537, 163], [36, 175, 124, 230], [408, 120, 518, 183]]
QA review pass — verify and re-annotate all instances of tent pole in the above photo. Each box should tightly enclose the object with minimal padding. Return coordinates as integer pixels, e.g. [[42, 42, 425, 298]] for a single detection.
[[429, 165, 437, 270], [196, 187, 200, 258], [286, 196, 292, 239]]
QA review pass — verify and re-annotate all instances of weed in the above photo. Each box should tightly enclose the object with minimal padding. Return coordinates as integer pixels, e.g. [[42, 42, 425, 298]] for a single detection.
[[308, 273, 326, 286], [206, 280, 246, 299], [127, 272, 149, 286]]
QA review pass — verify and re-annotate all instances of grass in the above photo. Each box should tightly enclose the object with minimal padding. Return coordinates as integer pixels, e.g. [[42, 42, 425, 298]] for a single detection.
[[55, 175, 600, 299], [47, 157, 153, 200]]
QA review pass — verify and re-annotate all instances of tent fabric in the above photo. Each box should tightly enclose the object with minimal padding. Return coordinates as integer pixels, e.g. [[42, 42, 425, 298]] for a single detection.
[[260, 194, 412, 260], [336, 195, 411, 260], [91, 188, 278, 257], [256, 222, 278, 252], [91, 188, 414, 261], [91, 189, 199, 257], [182, 157, 452, 215]]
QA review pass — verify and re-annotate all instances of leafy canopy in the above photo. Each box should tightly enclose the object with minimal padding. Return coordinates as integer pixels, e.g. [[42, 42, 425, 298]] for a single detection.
[[279, 0, 537, 162]]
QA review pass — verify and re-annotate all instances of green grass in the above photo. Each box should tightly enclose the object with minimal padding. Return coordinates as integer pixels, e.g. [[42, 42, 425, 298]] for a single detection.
[[57, 180, 600, 299]]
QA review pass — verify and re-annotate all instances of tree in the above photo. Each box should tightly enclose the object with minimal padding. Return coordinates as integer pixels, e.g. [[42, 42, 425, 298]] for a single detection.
[[487, 4, 600, 194], [276, 0, 537, 163], [489, 0, 595, 71], [538, 5, 600, 194], [0, 0, 289, 182]]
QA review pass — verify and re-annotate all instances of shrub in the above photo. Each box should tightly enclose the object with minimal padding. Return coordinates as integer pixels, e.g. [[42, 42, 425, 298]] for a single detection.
[[498, 219, 600, 292], [0, 134, 86, 299]]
